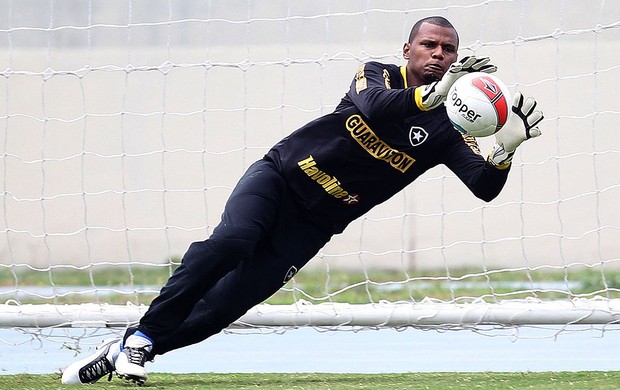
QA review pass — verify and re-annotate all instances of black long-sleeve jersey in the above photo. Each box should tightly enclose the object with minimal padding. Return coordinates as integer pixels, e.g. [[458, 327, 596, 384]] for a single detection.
[[266, 61, 510, 234]]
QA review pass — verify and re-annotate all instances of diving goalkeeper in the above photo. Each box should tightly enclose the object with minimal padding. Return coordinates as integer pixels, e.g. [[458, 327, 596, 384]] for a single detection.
[[61, 16, 543, 385]]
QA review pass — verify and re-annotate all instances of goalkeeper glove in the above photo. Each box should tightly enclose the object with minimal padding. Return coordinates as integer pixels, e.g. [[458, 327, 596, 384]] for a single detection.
[[415, 55, 497, 111], [488, 91, 543, 169]]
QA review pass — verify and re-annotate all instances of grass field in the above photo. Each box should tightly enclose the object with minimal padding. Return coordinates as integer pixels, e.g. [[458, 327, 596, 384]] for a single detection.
[[2, 372, 620, 389]]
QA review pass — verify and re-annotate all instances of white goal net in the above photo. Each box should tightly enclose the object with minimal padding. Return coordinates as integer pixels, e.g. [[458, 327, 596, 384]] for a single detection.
[[1, 0, 620, 345]]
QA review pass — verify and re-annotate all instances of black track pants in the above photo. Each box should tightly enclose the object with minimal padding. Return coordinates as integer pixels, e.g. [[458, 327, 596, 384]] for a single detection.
[[136, 158, 332, 354]]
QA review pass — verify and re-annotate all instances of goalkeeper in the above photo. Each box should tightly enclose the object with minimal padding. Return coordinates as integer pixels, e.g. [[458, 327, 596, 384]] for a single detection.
[[62, 16, 543, 385]]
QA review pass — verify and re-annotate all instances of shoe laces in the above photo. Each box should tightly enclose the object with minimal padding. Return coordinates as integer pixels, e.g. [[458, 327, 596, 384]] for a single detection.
[[124, 346, 152, 367], [79, 355, 113, 383]]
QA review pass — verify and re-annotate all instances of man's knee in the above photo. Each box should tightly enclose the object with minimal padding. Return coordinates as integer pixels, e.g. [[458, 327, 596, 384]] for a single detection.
[[187, 226, 262, 260]]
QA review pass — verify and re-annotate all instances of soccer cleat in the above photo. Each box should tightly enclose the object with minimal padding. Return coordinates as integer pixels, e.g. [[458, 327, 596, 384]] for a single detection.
[[115, 333, 153, 386], [61, 337, 121, 384]]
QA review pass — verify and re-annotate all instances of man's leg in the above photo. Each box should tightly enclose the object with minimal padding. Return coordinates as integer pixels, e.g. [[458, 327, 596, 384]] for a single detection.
[[115, 159, 288, 383], [137, 159, 286, 339], [150, 193, 332, 355]]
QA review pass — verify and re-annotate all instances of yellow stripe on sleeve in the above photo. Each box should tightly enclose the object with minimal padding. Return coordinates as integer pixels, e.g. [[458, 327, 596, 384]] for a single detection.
[[414, 87, 431, 111]]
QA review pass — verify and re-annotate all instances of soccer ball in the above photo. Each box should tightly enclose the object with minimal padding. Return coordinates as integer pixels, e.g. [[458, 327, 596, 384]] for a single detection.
[[445, 72, 511, 137]]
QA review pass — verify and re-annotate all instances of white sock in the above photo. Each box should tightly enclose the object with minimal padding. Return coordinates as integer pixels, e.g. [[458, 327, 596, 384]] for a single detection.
[[124, 334, 153, 350]]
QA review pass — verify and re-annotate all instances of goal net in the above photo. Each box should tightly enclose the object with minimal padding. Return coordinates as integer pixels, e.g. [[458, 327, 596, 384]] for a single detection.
[[1, 0, 620, 345]]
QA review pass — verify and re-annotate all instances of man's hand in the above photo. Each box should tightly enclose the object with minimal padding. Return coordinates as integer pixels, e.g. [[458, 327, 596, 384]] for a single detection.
[[415, 55, 497, 110], [488, 91, 543, 169]]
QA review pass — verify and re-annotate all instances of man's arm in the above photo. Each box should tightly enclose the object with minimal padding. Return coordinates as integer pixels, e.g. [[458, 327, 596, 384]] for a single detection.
[[443, 133, 510, 202], [343, 62, 416, 120], [344, 56, 497, 121]]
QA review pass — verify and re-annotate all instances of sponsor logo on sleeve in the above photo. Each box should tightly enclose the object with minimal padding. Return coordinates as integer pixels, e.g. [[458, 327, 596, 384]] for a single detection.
[[355, 64, 367, 93]]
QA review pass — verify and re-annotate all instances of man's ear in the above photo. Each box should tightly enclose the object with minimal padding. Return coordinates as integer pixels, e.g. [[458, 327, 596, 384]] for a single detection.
[[402, 42, 410, 59]]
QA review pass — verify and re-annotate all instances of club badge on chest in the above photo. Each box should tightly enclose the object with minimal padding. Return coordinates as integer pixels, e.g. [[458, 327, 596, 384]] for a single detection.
[[409, 126, 429, 147]]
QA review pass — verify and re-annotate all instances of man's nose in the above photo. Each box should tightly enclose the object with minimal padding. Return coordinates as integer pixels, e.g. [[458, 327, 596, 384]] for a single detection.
[[431, 47, 445, 59]]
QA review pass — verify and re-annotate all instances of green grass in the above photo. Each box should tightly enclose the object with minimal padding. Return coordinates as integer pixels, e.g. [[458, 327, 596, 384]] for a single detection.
[[2, 264, 620, 305], [2, 372, 620, 389]]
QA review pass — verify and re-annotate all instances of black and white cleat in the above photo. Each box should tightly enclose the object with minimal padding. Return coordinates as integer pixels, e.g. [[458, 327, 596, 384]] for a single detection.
[[117, 372, 147, 386]]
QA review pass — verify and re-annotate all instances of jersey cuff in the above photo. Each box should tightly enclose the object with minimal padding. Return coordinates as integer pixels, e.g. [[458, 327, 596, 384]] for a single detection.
[[487, 157, 511, 170], [414, 87, 430, 111]]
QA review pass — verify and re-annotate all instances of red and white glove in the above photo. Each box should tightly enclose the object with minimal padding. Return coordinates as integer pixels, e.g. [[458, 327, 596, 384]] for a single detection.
[[488, 91, 543, 169]]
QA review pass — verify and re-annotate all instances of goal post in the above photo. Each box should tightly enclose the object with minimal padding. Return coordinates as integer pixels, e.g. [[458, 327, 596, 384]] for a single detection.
[[1, 1, 620, 340], [3, 299, 620, 330]]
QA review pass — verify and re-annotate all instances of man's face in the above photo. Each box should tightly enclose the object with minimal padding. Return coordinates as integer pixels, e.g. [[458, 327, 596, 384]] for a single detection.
[[402, 22, 459, 86]]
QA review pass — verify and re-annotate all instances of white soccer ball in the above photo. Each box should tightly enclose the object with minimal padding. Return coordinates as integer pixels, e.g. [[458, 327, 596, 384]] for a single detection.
[[445, 72, 511, 137]]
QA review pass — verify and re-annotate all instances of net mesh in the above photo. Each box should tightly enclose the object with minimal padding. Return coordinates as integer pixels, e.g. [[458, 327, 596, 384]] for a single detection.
[[0, 1, 619, 344]]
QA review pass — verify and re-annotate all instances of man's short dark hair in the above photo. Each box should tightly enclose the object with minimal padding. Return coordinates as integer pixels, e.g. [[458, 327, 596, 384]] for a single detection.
[[408, 16, 459, 45]]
